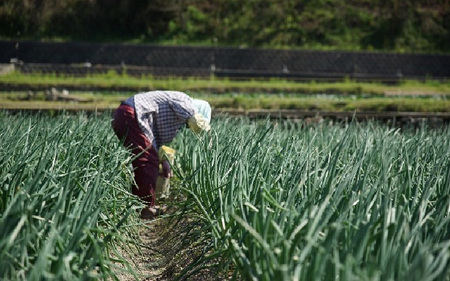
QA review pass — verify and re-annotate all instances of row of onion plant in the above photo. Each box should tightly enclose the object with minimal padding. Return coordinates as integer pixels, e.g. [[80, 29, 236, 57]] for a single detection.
[[172, 117, 450, 281], [0, 111, 144, 280]]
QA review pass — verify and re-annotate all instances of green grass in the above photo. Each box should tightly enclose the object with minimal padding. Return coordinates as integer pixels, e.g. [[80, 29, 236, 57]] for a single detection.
[[1, 71, 449, 113], [1, 91, 450, 113], [207, 94, 450, 112], [1, 71, 449, 95], [171, 117, 450, 280], [1, 96, 449, 114]]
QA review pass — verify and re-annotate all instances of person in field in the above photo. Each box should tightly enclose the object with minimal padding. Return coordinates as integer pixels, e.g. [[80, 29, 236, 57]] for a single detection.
[[112, 91, 211, 219]]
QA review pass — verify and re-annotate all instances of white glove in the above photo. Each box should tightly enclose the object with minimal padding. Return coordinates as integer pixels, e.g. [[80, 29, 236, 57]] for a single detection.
[[187, 113, 211, 133]]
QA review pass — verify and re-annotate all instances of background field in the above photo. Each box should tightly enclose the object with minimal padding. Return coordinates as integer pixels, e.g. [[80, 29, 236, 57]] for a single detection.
[[1, 71, 449, 116]]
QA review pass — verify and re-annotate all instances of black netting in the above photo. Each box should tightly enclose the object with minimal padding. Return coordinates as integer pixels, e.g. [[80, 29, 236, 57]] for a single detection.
[[1, 40, 449, 79]]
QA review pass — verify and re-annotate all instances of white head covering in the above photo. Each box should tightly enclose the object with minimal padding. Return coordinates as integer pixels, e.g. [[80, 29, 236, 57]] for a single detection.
[[191, 99, 211, 123]]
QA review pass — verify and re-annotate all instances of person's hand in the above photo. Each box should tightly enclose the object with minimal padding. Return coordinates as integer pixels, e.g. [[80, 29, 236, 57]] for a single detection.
[[161, 159, 172, 178], [187, 113, 211, 133]]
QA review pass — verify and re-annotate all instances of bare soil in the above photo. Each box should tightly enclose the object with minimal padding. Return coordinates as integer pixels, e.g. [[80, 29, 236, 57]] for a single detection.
[[114, 213, 228, 281], [114, 219, 167, 281]]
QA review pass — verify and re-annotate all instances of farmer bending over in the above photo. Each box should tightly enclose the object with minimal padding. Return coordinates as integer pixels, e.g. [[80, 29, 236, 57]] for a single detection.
[[112, 91, 211, 219]]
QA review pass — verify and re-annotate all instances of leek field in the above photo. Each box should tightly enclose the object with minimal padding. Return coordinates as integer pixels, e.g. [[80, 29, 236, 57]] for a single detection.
[[1, 112, 450, 281]]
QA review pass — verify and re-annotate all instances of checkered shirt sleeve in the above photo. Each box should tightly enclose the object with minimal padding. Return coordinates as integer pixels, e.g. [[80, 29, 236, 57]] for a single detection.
[[134, 91, 195, 149]]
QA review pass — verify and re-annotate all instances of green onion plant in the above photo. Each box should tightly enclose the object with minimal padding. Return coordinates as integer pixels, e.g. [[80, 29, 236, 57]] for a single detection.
[[173, 116, 450, 281], [0, 111, 144, 280]]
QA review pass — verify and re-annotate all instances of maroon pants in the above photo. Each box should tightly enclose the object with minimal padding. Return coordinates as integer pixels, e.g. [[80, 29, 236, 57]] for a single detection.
[[112, 104, 159, 206]]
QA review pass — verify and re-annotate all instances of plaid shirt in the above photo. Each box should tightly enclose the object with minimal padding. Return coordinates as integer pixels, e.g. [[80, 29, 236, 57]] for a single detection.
[[134, 91, 195, 149]]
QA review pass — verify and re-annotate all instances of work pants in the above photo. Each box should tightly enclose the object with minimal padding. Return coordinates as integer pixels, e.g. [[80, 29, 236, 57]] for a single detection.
[[111, 104, 159, 206]]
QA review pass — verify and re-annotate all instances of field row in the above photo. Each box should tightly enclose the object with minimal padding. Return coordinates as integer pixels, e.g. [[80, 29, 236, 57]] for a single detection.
[[0, 113, 144, 280], [1, 113, 449, 280], [172, 117, 450, 280]]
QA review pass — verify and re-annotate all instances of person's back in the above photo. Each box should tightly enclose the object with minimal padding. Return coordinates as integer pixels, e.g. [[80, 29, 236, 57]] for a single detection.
[[112, 90, 211, 219], [134, 91, 196, 149]]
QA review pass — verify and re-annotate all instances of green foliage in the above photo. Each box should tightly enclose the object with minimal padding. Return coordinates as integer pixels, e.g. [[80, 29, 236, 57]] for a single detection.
[[206, 95, 450, 112], [0, 112, 143, 280], [172, 117, 450, 280], [0, 0, 448, 52]]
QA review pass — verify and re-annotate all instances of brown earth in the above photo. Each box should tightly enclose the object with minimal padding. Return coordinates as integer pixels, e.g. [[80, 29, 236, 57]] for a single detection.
[[114, 213, 230, 281]]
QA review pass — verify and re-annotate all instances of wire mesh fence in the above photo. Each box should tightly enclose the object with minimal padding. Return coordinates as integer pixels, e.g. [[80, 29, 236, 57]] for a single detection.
[[1, 40, 449, 80]]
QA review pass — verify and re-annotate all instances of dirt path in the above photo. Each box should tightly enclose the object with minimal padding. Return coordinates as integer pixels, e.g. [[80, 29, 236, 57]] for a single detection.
[[115, 214, 226, 281], [115, 219, 169, 281]]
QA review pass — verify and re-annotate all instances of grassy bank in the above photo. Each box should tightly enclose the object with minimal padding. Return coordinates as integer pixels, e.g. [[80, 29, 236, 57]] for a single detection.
[[1, 71, 449, 95], [1, 72, 449, 113]]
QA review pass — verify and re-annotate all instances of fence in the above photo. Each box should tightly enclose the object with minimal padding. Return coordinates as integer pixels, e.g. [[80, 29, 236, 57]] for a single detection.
[[1, 40, 449, 81]]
